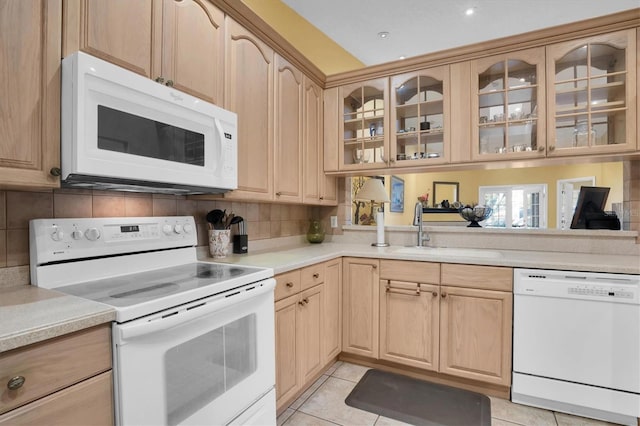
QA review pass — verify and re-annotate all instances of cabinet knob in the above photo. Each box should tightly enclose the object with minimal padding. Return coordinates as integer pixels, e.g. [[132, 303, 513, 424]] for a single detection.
[[276, 192, 282, 196], [298, 300, 305, 306], [313, 273, 319, 279], [389, 158, 395, 163], [49, 167, 61, 177], [7, 376, 25, 391], [165, 80, 174, 87], [319, 196, 324, 200], [548, 145, 555, 152], [441, 292, 447, 298], [155, 77, 165, 84], [285, 282, 293, 288], [538, 146, 545, 153], [303, 297, 309, 304], [432, 291, 438, 297], [372, 264, 377, 269]]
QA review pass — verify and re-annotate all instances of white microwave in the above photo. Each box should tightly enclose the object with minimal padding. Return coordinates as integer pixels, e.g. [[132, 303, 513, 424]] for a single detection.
[[61, 52, 237, 194]]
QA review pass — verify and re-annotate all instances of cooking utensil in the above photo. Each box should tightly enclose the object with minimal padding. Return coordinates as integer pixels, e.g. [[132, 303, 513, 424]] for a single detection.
[[206, 209, 225, 229], [228, 215, 243, 230]]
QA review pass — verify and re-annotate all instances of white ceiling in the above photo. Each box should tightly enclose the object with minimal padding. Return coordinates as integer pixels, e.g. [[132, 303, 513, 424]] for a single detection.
[[281, 0, 639, 66]]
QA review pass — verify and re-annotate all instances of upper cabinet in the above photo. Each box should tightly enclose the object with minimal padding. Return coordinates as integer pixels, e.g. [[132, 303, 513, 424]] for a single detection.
[[339, 79, 390, 170], [274, 55, 303, 203], [63, 0, 224, 104], [390, 66, 451, 166], [546, 29, 637, 156], [0, 0, 61, 189], [224, 17, 274, 201], [470, 48, 546, 161]]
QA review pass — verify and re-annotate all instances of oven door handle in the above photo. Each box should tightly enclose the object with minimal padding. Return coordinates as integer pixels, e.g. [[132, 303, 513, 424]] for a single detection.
[[117, 279, 275, 342]]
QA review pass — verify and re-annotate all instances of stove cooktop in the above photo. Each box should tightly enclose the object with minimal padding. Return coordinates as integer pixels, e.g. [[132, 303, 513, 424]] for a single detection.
[[55, 262, 272, 322]]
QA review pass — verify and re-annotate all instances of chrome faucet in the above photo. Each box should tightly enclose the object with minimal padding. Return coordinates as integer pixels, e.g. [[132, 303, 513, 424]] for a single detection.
[[413, 202, 430, 247]]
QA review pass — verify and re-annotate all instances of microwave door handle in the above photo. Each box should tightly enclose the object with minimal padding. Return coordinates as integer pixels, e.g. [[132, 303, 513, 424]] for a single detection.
[[214, 118, 224, 172], [117, 279, 275, 342]]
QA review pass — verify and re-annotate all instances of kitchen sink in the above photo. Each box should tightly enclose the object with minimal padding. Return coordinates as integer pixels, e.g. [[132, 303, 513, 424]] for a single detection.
[[393, 246, 503, 259]]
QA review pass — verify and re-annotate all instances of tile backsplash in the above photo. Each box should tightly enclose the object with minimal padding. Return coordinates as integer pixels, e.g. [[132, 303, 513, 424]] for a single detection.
[[0, 189, 327, 269]]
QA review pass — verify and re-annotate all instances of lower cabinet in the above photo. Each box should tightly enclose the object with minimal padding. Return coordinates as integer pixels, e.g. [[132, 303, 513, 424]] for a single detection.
[[376, 260, 513, 387], [274, 260, 341, 412], [0, 324, 113, 424], [342, 257, 380, 358]]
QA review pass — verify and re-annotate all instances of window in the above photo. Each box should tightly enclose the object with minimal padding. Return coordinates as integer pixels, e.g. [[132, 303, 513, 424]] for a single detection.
[[479, 184, 547, 228]]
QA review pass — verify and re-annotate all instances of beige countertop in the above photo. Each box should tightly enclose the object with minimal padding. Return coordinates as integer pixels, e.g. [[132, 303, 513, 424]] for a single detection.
[[2, 242, 637, 354], [0, 286, 115, 353], [203, 242, 640, 275]]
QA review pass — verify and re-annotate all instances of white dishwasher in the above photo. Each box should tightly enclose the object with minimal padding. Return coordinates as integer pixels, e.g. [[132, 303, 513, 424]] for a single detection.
[[512, 268, 640, 426]]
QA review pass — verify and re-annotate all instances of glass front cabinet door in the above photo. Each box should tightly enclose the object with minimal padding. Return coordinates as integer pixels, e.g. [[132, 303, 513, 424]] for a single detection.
[[470, 48, 546, 161], [390, 66, 450, 166], [339, 78, 389, 170], [546, 29, 636, 156]]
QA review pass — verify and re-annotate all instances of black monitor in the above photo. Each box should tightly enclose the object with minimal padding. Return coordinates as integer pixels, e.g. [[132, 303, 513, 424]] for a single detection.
[[570, 186, 610, 229]]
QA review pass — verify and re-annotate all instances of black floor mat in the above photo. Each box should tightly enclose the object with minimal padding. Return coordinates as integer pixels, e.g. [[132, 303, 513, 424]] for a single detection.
[[345, 369, 491, 426]]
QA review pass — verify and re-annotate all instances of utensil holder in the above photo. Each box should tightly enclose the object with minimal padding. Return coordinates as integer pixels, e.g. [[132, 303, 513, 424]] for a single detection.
[[233, 234, 248, 254], [209, 229, 230, 258]]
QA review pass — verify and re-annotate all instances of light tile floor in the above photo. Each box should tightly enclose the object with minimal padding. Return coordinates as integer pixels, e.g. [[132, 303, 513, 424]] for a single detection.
[[277, 362, 619, 426]]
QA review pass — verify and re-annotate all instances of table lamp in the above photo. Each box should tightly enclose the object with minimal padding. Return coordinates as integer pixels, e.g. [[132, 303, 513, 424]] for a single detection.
[[355, 178, 390, 247]]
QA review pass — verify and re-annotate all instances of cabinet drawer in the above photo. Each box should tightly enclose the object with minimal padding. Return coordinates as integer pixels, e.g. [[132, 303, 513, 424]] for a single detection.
[[301, 263, 324, 291], [0, 371, 113, 425], [0, 324, 112, 415], [380, 260, 440, 284], [441, 264, 512, 292], [275, 270, 302, 301]]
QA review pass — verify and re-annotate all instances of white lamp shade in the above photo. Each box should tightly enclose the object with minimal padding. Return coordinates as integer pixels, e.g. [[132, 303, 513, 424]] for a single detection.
[[355, 179, 390, 203]]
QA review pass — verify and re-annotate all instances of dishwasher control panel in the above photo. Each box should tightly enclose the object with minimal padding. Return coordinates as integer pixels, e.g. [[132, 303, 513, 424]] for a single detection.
[[515, 268, 640, 304], [567, 285, 635, 299]]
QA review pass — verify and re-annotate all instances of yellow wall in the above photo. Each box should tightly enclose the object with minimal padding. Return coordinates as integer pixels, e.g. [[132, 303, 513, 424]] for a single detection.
[[242, 0, 365, 75], [380, 162, 623, 228]]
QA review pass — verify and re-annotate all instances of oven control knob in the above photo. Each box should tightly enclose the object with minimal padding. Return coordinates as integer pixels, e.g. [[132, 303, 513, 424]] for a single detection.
[[173, 224, 183, 234], [85, 228, 101, 241], [183, 224, 193, 234], [50, 226, 64, 241], [162, 224, 173, 235], [71, 230, 84, 240]]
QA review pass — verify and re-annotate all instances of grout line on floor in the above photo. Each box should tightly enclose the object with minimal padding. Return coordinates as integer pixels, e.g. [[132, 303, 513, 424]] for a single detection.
[[284, 409, 343, 426]]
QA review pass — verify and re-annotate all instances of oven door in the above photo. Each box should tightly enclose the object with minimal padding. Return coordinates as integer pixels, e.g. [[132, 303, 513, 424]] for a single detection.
[[112, 279, 275, 426]]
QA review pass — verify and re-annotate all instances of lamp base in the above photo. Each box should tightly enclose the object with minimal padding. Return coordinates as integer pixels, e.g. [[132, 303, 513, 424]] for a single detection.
[[371, 242, 390, 247]]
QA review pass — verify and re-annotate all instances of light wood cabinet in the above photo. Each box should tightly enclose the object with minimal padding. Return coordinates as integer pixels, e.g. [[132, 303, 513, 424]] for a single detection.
[[338, 79, 390, 171], [0, 0, 61, 189], [389, 66, 451, 166], [379, 261, 440, 370], [274, 293, 299, 406], [274, 260, 341, 412], [470, 48, 546, 161], [274, 54, 303, 203], [323, 259, 342, 362], [304, 78, 338, 205], [0, 324, 113, 423], [297, 284, 324, 385], [63, 0, 224, 104], [342, 257, 380, 358], [376, 260, 513, 387], [546, 29, 637, 156], [224, 17, 274, 201], [440, 264, 513, 386]]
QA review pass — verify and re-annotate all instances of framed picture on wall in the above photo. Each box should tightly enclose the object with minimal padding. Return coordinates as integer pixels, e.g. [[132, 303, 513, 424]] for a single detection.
[[390, 176, 404, 213]]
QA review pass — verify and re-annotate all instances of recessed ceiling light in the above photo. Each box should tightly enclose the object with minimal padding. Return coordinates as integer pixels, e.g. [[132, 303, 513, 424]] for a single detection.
[[378, 31, 390, 39], [465, 7, 476, 16]]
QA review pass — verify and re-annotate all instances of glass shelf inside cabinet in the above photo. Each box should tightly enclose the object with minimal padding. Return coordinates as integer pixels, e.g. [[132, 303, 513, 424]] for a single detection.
[[394, 75, 444, 162], [553, 42, 627, 149], [477, 59, 539, 155], [343, 84, 386, 166]]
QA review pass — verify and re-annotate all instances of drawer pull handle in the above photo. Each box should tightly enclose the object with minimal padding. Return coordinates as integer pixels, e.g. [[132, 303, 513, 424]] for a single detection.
[[313, 273, 319, 279], [385, 284, 421, 296], [7, 376, 25, 390], [286, 282, 294, 288]]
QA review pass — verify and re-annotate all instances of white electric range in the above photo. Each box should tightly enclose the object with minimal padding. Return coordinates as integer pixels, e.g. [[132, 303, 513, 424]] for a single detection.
[[30, 216, 276, 426]]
